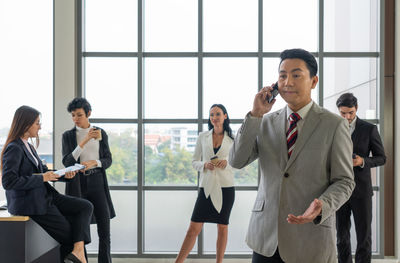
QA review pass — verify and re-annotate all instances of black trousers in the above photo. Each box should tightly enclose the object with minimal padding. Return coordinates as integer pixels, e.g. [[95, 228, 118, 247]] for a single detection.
[[82, 172, 112, 263], [336, 195, 372, 263], [30, 192, 93, 262], [252, 249, 285, 263]]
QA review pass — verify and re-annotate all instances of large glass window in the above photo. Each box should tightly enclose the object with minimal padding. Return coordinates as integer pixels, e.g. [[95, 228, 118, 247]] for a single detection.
[[0, 0, 53, 182], [324, 0, 379, 52], [144, 124, 198, 186], [80, 0, 383, 258]]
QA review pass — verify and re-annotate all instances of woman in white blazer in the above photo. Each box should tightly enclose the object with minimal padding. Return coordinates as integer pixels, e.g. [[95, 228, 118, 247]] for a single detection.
[[176, 104, 235, 263]]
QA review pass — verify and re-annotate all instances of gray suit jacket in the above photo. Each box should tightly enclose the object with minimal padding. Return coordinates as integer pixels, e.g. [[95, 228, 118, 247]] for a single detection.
[[229, 102, 355, 263]]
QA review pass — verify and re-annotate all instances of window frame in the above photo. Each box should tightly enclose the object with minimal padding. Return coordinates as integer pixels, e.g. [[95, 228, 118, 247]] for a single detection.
[[77, 0, 385, 258]]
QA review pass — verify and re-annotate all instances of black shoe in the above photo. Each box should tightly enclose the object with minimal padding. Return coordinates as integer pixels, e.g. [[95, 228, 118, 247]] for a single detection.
[[64, 253, 82, 263]]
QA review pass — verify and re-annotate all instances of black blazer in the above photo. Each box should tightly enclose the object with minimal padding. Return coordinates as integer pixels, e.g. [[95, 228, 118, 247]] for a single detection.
[[351, 117, 386, 198], [1, 139, 57, 215], [62, 127, 115, 221]]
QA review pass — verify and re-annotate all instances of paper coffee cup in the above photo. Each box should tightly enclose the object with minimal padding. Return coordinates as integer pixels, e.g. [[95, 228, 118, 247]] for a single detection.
[[94, 128, 102, 141]]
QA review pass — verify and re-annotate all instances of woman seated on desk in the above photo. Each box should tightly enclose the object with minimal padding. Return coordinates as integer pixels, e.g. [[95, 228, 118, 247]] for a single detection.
[[1, 105, 93, 263]]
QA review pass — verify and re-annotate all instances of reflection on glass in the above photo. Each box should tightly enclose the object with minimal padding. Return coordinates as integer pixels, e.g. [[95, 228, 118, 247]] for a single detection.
[[85, 58, 138, 119], [144, 124, 198, 186], [144, 0, 197, 51], [204, 191, 256, 253], [263, 0, 318, 52], [85, 0, 138, 52], [324, 0, 378, 52], [203, 0, 257, 51], [203, 58, 257, 119], [323, 58, 378, 119], [90, 124, 138, 185], [144, 58, 197, 118], [87, 190, 137, 253], [145, 191, 198, 252]]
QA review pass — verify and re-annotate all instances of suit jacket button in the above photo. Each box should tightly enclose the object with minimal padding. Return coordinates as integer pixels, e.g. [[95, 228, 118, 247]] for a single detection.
[[284, 173, 289, 178]]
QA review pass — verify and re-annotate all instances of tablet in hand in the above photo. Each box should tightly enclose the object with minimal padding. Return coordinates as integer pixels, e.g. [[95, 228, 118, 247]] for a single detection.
[[54, 163, 85, 176]]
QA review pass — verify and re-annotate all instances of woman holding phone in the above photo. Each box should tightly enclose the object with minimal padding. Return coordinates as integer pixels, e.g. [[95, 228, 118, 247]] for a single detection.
[[62, 98, 115, 263], [1, 105, 93, 263], [176, 104, 235, 263]]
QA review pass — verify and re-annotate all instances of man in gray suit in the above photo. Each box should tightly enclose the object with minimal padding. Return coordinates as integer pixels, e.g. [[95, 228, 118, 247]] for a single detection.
[[229, 48, 355, 263]]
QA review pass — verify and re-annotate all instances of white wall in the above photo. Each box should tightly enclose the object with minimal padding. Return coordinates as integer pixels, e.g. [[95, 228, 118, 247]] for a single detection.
[[54, 0, 77, 193]]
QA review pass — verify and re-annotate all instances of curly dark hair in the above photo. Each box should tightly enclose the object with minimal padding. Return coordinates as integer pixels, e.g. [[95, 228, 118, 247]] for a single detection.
[[67, 97, 92, 116]]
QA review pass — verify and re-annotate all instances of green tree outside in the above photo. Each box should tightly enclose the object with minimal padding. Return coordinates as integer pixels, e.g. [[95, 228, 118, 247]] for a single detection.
[[106, 129, 258, 186]]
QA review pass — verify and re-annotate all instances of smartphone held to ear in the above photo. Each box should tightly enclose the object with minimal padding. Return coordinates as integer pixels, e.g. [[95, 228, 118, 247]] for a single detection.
[[267, 82, 279, 103]]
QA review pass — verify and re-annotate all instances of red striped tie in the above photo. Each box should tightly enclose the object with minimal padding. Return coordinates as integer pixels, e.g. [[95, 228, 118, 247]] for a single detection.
[[286, 112, 301, 158]]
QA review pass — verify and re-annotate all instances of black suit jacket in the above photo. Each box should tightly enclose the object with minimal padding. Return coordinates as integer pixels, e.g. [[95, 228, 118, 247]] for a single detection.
[[62, 127, 116, 221], [1, 139, 57, 215], [351, 117, 386, 198]]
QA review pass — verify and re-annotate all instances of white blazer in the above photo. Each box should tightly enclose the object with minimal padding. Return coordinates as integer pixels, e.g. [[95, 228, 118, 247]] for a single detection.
[[192, 129, 234, 212]]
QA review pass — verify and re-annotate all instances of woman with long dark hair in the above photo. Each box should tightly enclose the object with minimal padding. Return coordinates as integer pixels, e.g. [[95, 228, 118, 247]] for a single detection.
[[176, 104, 235, 263], [1, 105, 93, 263]]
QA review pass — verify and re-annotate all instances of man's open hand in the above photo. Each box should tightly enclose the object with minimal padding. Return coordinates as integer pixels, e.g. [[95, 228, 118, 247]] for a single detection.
[[287, 199, 323, 224]]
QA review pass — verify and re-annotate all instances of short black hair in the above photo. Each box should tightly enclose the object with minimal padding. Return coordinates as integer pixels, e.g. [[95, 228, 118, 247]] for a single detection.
[[67, 97, 92, 116], [279, 48, 318, 77], [336, 93, 358, 108]]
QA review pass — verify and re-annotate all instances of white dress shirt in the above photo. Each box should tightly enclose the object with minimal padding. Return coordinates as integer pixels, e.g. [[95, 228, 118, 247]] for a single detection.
[[349, 116, 357, 135], [21, 138, 38, 166], [285, 100, 314, 133]]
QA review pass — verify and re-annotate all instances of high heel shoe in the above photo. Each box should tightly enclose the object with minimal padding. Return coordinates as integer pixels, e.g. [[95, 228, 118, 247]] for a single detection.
[[64, 253, 82, 263]]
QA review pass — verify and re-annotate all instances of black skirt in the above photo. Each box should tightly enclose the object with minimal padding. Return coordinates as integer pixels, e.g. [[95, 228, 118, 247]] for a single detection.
[[191, 187, 235, 225]]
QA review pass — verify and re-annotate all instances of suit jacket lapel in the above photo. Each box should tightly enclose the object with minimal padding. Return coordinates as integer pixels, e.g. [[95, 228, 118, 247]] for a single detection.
[[19, 139, 39, 170], [272, 107, 289, 168], [205, 130, 214, 157], [285, 103, 321, 171], [205, 129, 228, 158], [351, 117, 362, 147], [29, 144, 44, 172]]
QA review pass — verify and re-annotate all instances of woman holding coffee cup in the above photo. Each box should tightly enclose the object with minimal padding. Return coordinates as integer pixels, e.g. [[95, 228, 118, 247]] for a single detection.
[[62, 98, 115, 263], [176, 104, 235, 263]]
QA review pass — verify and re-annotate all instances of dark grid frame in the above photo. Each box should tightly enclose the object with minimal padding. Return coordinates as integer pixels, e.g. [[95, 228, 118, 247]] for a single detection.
[[76, 0, 385, 258]]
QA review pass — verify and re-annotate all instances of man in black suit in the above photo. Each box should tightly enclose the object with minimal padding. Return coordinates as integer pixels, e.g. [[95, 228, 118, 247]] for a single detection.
[[336, 93, 386, 263]]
